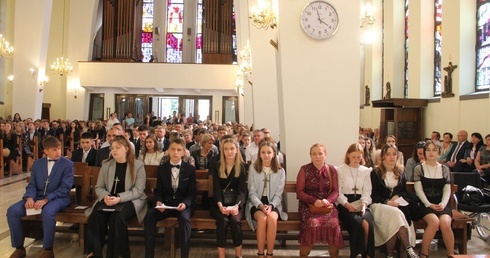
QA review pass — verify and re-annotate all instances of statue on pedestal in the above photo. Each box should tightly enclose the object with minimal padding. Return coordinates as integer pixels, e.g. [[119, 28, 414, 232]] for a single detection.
[[384, 82, 391, 99], [442, 62, 457, 98], [364, 85, 371, 106]]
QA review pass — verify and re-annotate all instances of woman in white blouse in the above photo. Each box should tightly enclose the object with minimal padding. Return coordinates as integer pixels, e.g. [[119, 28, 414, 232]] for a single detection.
[[414, 140, 453, 258], [138, 135, 165, 165], [337, 143, 374, 258]]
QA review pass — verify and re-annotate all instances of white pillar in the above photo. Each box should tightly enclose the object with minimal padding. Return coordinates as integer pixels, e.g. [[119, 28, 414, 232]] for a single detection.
[[12, 0, 53, 119]]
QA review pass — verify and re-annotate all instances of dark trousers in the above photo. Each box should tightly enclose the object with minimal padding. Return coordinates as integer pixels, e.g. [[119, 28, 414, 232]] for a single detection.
[[7, 199, 66, 249], [210, 207, 243, 248], [86, 201, 136, 258], [338, 204, 375, 258], [144, 207, 193, 258]]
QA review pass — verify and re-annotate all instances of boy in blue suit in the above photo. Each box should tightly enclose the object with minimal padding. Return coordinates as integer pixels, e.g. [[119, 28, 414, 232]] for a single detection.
[[7, 136, 74, 258]]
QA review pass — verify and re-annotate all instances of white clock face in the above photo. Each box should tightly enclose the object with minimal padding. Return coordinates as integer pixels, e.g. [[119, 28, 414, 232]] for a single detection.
[[300, 1, 339, 40]]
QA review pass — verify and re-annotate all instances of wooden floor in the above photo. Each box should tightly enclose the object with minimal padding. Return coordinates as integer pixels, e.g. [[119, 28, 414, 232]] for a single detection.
[[1, 172, 489, 258]]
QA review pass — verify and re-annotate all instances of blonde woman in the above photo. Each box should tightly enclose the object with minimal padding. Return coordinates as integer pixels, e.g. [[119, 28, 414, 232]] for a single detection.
[[209, 137, 247, 258], [370, 144, 418, 258]]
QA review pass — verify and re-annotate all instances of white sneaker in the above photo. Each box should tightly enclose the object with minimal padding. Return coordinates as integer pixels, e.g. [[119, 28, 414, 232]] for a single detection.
[[406, 247, 420, 258]]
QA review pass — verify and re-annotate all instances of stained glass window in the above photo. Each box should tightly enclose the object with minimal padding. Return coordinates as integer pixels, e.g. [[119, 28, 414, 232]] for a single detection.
[[196, 0, 203, 63], [404, 0, 409, 98], [476, 0, 490, 91], [434, 0, 443, 96], [166, 0, 184, 63], [142, 0, 154, 62]]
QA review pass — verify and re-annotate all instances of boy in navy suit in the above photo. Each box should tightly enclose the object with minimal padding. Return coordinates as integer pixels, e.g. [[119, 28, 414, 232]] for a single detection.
[[7, 136, 74, 258], [144, 138, 196, 258], [71, 132, 97, 166]]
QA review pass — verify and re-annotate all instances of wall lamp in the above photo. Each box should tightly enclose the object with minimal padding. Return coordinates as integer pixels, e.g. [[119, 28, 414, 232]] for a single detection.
[[360, 2, 375, 28], [39, 76, 48, 92]]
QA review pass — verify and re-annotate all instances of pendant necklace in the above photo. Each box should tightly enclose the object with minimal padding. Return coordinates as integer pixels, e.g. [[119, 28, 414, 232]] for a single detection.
[[348, 166, 360, 197]]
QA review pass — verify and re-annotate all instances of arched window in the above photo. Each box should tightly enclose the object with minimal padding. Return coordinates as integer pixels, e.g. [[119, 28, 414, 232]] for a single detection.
[[476, 0, 490, 91], [434, 0, 443, 96]]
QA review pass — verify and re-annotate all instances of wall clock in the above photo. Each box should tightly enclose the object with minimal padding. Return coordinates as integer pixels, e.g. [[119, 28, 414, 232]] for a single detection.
[[300, 1, 339, 40]]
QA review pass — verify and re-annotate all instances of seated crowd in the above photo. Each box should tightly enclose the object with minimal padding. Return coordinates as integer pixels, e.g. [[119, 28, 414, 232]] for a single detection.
[[2, 112, 489, 258]]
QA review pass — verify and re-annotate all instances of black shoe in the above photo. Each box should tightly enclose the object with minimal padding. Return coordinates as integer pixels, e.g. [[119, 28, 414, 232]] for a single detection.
[[69, 223, 79, 231]]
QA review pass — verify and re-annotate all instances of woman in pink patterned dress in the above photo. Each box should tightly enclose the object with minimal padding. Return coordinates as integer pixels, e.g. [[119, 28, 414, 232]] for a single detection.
[[296, 143, 344, 258]]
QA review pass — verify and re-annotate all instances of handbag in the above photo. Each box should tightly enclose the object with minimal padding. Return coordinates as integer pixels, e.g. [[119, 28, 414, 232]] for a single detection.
[[222, 179, 237, 206], [97, 202, 126, 212], [461, 185, 484, 206], [308, 165, 334, 214], [308, 204, 333, 214]]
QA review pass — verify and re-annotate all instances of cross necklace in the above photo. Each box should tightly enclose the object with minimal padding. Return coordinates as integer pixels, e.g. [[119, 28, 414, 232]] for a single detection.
[[262, 167, 271, 196], [348, 166, 359, 197], [43, 178, 50, 196], [113, 177, 120, 195]]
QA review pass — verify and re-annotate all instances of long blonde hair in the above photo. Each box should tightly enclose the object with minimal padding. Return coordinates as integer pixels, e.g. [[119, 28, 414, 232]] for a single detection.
[[218, 137, 242, 179], [378, 144, 403, 179]]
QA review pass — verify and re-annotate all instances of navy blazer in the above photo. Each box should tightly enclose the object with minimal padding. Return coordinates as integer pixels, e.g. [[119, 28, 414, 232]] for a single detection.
[[447, 140, 470, 162], [95, 146, 111, 167], [154, 161, 196, 207], [24, 157, 74, 207], [71, 148, 98, 166]]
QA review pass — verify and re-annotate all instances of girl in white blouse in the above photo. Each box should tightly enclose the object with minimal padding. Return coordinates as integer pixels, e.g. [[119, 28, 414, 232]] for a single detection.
[[337, 143, 374, 258], [138, 135, 165, 165]]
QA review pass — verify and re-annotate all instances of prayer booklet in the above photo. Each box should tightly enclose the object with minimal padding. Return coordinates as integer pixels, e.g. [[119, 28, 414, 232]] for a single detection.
[[26, 208, 42, 216], [394, 197, 409, 206], [154, 204, 179, 210]]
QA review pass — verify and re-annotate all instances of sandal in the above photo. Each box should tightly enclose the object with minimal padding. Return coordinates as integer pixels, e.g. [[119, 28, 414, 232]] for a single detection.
[[419, 253, 429, 258], [266, 253, 273, 257], [257, 253, 265, 258]]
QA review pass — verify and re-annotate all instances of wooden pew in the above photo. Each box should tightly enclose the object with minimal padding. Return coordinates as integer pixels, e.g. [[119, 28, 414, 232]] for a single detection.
[[159, 179, 472, 258], [21, 163, 94, 252]]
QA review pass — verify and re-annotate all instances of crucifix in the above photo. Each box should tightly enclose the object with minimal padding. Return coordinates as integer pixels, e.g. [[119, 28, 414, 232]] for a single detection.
[[261, 174, 270, 196], [352, 185, 359, 197], [43, 178, 50, 196], [263, 175, 270, 185], [113, 177, 120, 195]]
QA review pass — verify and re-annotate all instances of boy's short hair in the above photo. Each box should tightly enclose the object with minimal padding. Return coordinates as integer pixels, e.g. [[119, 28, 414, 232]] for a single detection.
[[138, 125, 149, 132], [43, 136, 61, 149], [81, 132, 93, 140], [170, 138, 186, 149]]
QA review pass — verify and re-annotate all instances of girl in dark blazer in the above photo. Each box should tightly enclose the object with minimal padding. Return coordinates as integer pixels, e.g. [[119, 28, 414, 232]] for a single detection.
[[209, 137, 247, 258]]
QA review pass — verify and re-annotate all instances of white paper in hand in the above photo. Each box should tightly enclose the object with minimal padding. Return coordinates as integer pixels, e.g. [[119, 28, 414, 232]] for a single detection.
[[394, 197, 409, 206], [155, 204, 179, 210], [26, 208, 42, 216]]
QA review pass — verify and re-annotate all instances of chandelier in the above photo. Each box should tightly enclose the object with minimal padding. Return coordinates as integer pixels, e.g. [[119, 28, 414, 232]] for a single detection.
[[249, 1, 277, 30], [51, 57, 73, 76], [360, 2, 375, 28], [0, 34, 14, 59], [50, 0, 73, 76]]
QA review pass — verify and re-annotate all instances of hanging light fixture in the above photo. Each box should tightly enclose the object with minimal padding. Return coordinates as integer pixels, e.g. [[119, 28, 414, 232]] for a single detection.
[[50, 0, 73, 76], [249, 0, 277, 30], [0, 34, 14, 59]]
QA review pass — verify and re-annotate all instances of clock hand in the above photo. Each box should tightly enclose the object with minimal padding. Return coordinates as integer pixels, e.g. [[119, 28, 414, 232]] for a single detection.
[[319, 19, 329, 26], [316, 9, 321, 23]]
